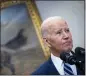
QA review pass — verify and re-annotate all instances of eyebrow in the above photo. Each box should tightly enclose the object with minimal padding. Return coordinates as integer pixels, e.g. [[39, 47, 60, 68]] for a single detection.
[[54, 29, 62, 34], [54, 27, 69, 32]]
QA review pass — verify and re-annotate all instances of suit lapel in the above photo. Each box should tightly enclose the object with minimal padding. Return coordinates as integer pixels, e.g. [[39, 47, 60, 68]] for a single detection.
[[47, 57, 60, 75]]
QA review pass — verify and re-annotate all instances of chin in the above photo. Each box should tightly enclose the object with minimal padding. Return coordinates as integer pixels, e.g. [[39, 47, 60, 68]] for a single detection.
[[63, 46, 73, 52], [64, 47, 72, 51], [66, 44, 73, 49]]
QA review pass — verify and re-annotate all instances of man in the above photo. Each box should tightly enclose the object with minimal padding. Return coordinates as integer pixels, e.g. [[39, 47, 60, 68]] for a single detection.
[[31, 16, 83, 75]]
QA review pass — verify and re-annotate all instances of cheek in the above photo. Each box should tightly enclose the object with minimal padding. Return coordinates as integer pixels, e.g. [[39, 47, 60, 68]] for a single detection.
[[55, 40, 63, 50], [55, 39, 62, 47], [69, 33, 72, 40], [50, 37, 63, 49]]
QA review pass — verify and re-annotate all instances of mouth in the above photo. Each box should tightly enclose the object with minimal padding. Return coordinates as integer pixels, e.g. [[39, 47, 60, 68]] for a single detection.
[[63, 41, 72, 46]]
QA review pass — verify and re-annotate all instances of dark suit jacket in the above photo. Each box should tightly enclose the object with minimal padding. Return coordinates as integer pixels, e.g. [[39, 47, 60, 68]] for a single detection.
[[31, 57, 84, 75]]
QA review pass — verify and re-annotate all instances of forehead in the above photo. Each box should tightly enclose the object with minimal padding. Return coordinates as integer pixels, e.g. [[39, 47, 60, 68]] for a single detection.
[[48, 19, 68, 32]]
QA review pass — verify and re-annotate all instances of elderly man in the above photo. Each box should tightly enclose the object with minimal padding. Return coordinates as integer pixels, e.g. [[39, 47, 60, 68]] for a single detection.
[[31, 16, 83, 75]]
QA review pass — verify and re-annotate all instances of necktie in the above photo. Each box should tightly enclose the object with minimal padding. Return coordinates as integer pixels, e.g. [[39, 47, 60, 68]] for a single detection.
[[64, 63, 74, 75]]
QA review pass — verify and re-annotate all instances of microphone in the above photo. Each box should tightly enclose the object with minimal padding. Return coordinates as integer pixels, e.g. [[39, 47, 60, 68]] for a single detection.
[[75, 47, 85, 68], [75, 47, 85, 74], [75, 47, 85, 55], [60, 52, 77, 65], [60, 50, 85, 74]]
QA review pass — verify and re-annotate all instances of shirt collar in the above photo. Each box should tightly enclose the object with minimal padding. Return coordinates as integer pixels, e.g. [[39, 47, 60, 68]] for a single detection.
[[51, 53, 63, 67]]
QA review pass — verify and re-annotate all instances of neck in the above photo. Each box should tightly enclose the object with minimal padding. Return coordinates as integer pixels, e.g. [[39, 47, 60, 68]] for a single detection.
[[50, 47, 61, 57]]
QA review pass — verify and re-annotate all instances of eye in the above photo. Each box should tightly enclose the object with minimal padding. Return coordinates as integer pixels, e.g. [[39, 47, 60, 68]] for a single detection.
[[56, 31, 62, 35], [65, 29, 70, 33]]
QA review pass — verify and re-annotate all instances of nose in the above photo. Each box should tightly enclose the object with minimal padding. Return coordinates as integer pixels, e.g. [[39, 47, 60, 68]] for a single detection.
[[63, 32, 69, 39]]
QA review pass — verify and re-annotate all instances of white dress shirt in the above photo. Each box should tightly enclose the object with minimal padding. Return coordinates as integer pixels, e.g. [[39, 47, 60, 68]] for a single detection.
[[51, 53, 77, 75]]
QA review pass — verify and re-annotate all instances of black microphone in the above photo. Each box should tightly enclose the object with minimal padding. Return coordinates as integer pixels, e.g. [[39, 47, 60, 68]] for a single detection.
[[75, 47, 85, 65], [60, 51, 85, 74], [75, 47, 85, 55], [60, 52, 77, 65], [75, 47, 85, 74]]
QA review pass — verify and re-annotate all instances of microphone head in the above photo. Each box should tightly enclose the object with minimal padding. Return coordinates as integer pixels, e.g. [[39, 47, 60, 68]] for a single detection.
[[75, 47, 85, 55], [60, 52, 76, 65], [60, 52, 70, 62], [75, 47, 85, 62]]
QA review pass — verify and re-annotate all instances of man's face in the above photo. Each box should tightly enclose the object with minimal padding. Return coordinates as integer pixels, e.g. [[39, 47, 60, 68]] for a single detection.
[[46, 19, 73, 53]]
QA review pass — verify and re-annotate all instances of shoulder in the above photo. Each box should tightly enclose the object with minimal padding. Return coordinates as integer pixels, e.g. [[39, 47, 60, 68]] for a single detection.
[[31, 59, 51, 75]]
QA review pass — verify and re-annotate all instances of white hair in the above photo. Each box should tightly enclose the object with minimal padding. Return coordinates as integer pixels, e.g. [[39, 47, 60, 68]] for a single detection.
[[41, 16, 64, 26], [41, 16, 64, 37]]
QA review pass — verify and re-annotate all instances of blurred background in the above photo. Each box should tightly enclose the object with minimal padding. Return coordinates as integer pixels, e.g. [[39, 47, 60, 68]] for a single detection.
[[1, 2, 45, 75]]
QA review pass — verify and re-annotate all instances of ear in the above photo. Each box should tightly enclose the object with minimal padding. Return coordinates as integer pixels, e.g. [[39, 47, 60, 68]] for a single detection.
[[43, 37, 51, 47]]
